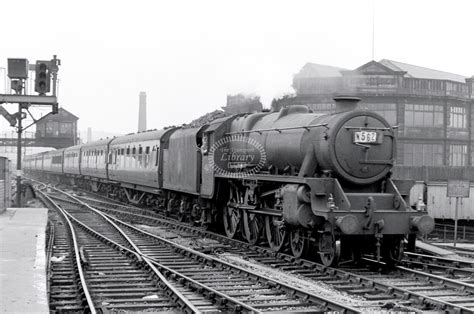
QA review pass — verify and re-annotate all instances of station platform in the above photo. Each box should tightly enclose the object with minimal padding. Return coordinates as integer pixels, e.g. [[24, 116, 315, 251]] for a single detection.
[[0, 207, 49, 313]]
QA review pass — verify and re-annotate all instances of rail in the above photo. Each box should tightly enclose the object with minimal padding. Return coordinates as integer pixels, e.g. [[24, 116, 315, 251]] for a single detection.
[[38, 189, 96, 314]]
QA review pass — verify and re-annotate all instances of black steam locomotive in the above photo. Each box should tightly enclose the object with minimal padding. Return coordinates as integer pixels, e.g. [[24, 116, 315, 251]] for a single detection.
[[24, 96, 434, 266]]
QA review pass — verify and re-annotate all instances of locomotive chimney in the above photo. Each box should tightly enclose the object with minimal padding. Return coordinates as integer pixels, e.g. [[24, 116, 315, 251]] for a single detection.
[[333, 96, 361, 113]]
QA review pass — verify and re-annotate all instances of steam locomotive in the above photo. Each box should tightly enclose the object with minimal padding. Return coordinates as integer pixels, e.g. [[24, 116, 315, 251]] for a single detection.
[[24, 96, 434, 266]]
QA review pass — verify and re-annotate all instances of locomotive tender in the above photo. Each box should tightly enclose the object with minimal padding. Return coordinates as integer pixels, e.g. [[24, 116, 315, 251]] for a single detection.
[[24, 96, 434, 266]]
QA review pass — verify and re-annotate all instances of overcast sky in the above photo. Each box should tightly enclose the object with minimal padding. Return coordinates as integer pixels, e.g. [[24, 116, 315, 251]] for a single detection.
[[0, 0, 473, 137]]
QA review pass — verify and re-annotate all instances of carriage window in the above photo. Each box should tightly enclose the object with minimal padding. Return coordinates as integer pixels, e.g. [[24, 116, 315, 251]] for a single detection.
[[132, 147, 136, 155], [126, 147, 130, 155], [143, 146, 149, 168], [138, 146, 143, 154]]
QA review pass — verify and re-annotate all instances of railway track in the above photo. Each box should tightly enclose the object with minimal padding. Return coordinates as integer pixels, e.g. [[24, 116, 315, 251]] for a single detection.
[[402, 251, 474, 280], [36, 183, 474, 313], [39, 185, 368, 313], [47, 208, 90, 311], [40, 188, 211, 313], [404, 251, 474, 269], [431, 244, 474, 260]]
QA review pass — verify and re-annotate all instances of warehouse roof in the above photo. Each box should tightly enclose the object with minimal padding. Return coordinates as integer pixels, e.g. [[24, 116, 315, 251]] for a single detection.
[[294, 63, 346, 78], [379, 59, 467, 83]]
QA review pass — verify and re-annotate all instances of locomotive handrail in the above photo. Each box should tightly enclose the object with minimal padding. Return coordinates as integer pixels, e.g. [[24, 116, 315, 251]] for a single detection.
[[359, 159, 394, 165], [225, 123, 328, 135], [344, 126, 394, 131]]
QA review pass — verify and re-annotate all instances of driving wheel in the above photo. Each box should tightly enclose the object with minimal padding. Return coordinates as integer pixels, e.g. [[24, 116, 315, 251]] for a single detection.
[[243, 211, 264, 245], [290, 228, 310, 258], [318, 232, 341, 266], [265, 215, 288, 252]]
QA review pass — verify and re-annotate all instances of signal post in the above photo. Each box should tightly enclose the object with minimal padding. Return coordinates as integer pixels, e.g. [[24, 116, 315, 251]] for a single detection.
[[0, 56, 60, 207], [447, 180, 470, 247]]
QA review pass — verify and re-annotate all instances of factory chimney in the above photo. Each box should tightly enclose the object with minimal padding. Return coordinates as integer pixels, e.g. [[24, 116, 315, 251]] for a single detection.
[[87, 127, 92, 142], [138, 92, 147, 132]]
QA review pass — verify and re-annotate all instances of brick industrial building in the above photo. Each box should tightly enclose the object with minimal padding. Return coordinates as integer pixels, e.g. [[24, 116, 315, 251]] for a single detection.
[[274, 60, 474, 167]]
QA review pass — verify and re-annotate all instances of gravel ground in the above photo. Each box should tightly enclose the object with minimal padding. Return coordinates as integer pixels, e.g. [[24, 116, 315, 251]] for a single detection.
[[217, 253, 373, 307]]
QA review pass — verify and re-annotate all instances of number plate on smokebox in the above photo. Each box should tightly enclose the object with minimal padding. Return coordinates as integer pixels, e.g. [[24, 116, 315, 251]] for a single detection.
[[354, 131, 378, 143]]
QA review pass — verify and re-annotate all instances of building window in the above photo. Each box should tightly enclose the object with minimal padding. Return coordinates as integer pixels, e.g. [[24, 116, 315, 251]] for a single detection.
[[449, 144, 467, 166], [364, 76, 396, 86], [404, 104, 443, 128], [59, 122, 73, 135], [362, 103, 397, 126], [403, 143, 443, 166], [46, 122, 54, 135], [448, 106, 467, 129]]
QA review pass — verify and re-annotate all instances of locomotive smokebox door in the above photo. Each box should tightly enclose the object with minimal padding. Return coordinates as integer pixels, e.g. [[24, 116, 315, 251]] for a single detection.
[[334, 114, 394, 183]]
